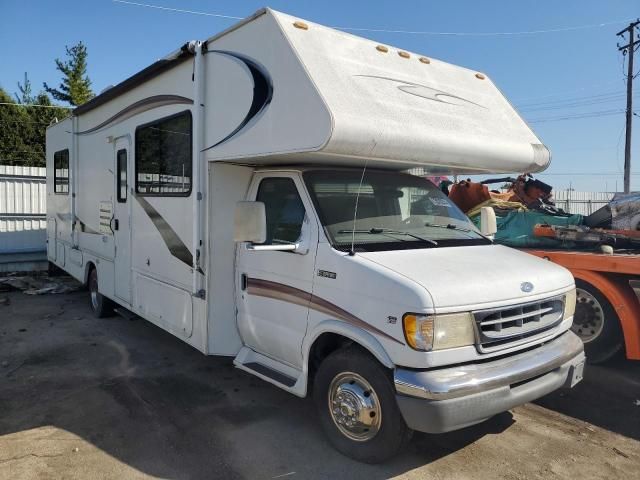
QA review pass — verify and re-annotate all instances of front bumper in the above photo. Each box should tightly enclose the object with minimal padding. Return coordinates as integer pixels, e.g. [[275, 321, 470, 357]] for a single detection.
[[394, 331, 585, 433]]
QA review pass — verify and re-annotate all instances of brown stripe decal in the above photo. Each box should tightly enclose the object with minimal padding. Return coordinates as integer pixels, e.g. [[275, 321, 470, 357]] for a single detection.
[[134, 194, 194, 269], [75, 95, 193, 135], [246, 278, 404, 346]]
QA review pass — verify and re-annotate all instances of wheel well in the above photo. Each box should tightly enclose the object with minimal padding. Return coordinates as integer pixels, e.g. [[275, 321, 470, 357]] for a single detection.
[[84, 261, 96, 286], [308, 333, 353, 386], [307, 333, 389, 390]]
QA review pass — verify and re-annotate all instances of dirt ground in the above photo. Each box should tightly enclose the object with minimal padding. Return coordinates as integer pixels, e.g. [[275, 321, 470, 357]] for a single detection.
[[0, 288, 638, 480]]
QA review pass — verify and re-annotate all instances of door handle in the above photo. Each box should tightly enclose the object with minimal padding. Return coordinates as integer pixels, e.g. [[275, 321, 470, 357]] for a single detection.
[[240, 273, 248, 291], [114, 219, 119, 231]]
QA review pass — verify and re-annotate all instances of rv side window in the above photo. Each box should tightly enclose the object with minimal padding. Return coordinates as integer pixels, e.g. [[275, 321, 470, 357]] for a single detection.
[[256, 178, 305, 245], [135, 110, 192, 196], [54, 149, 69, 195], [117, 149, 127, 202]]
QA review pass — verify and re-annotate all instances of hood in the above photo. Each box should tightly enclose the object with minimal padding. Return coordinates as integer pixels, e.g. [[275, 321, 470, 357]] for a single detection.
[[359, 244, 574, 311]]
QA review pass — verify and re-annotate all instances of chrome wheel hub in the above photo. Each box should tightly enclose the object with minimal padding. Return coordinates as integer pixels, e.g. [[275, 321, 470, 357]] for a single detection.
[[328, 372, 381, 441], [572, 288, 605, 343]]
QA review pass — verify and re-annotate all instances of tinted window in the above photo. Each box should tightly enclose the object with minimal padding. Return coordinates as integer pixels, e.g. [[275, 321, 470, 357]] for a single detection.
[[117, 149, 127, 202], [256, 178, 305, 245], [135, 111, 192, 196], [54, 149, 69, 194]]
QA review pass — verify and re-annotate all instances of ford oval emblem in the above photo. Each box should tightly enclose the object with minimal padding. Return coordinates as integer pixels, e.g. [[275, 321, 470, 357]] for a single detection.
[[521, 282, 534, 293]]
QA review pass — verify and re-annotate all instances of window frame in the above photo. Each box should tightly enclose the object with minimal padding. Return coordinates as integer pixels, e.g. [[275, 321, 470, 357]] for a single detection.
[[53, 149, 70, 195], [255, 177, 306, 246], [116, 148, 128, 203], [134, 110, 193, 197]]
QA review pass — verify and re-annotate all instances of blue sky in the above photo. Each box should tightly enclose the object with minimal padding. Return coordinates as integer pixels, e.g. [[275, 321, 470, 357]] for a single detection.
[[1, 0, 639, 191]]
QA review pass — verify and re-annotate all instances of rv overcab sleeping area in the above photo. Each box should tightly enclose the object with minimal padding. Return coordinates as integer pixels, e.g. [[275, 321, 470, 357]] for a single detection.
[[46, 8, 584, 463]]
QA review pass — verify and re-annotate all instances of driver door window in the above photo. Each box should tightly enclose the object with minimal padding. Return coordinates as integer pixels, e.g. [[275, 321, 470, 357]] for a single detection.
[[256, 178, 305, 245]]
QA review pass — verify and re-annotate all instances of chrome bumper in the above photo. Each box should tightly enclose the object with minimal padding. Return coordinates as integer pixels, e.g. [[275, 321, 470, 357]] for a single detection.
[[394, 331, 585, 434], [395, 330, 584, 401]]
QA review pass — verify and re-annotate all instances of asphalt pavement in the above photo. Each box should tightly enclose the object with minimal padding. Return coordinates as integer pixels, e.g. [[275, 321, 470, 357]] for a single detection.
[[0, 288, 638, 480]]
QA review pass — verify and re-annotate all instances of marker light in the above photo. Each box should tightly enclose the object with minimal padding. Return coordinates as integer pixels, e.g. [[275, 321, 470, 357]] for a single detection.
[[564, 288, 576, 320]]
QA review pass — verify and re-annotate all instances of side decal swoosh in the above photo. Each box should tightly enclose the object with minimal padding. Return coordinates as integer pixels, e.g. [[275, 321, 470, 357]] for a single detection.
[[246, 277, 404, 346], [134, 195, 194, 269], [75, 95, 193, 135], [202, 51, 273, 151], [355, 74, 485, 108]]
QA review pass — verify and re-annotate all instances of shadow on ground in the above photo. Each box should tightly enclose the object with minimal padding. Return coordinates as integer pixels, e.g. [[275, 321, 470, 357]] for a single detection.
[[0, 290, 516, 480], [535, 354, 640, 441]]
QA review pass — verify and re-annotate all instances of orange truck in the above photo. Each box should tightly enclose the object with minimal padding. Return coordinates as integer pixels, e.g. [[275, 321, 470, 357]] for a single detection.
[[524, 248, 640, 363]]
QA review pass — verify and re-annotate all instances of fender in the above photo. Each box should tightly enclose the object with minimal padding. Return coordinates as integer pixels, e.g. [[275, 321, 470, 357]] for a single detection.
[[572, 269, 640, 360], [300, 320, 396, 396]]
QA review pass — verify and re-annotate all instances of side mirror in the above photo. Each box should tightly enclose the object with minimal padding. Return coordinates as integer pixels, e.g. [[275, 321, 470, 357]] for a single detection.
[[480, 206, 497, 237], [234, 201, 266, 243]]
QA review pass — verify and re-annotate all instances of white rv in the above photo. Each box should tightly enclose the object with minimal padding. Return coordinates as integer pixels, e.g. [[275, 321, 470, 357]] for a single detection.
[[47, 8, 585, 462]]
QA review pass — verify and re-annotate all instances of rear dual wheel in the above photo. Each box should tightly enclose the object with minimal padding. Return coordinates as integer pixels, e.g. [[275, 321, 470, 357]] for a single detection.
[[572, 279, 623, 364], [314, 347, 412, 463]]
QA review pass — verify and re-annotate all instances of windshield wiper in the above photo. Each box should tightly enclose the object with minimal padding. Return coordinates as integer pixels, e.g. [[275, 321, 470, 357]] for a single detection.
[[424, 222, 492, 241], [338, 228, 438, 246]]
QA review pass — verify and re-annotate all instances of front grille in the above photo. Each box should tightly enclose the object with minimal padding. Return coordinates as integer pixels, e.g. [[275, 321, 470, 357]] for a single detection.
[[473, 296, 565, 352]]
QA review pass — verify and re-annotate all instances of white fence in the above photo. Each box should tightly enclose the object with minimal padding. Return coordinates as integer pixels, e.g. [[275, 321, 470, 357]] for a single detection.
[[0, 165, 47, 255], [552, 191, 615, 216]]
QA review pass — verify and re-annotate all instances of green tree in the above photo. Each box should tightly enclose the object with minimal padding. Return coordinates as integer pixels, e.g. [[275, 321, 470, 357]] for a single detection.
[[44, 41, 94, 106], [0, 83, 68, 167], [15, 72, 35, 104]]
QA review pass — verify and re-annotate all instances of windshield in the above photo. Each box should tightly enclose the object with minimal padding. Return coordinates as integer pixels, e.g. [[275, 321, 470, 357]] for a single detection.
[[304, 170, 489, 252]]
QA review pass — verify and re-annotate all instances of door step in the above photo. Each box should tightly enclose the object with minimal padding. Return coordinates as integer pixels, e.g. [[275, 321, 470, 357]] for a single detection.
[[243, 362, 297, 387], [234, 347, 306, 396]]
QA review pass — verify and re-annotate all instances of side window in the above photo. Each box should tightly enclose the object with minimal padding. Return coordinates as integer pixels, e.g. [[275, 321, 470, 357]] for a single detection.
[[256, 178, 305, 245], [117, 149, 127, 202], [135, 110, 192, 196], [54, 149, 69, 194]]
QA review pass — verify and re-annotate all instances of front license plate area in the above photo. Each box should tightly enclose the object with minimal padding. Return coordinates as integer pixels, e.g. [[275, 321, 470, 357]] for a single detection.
[[569, 360, 585, 388]]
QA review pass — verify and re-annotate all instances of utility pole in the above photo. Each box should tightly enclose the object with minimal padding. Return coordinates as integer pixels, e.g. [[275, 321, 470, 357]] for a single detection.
[[617, 20, 640, 193]]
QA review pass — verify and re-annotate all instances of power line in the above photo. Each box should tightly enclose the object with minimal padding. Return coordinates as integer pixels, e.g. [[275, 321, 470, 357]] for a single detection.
[[516, 90, 626, 108], [519, 93, 637, 113], [111, 1, 635, 37], [0, 102, 72, 109], [528, 109, 625, 123], [511, 80, 625, 102], [112, 1, 242, 20]]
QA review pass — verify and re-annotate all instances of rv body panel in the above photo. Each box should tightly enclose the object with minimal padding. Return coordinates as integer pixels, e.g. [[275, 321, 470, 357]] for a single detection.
[[203, 11, 333, 163]]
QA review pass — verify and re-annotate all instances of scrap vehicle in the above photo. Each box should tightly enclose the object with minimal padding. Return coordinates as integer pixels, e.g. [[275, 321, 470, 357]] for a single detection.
[[449, 176, 640, 364], [46, 8, 584, 462]]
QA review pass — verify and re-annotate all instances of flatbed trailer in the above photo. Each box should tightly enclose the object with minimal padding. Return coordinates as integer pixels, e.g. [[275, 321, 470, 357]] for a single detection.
[[525, 249, 640, 362]]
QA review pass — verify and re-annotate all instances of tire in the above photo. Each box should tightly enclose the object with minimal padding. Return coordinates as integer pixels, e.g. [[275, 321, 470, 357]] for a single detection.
[[313, 346, 412, 463], [572, 279, 623, 364], [88, 268, 114, 318]]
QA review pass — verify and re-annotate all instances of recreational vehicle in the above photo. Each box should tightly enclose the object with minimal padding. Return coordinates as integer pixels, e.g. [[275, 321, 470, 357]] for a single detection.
[[46, 8, 585, 462]]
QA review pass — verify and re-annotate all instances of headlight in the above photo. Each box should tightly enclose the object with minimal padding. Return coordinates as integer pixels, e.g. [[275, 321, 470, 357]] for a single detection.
[[403, 312, 476, 351], [564, 288, 576, 320]]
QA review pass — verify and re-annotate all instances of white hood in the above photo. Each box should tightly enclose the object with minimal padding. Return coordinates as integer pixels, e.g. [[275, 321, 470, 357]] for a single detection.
[[359, 245, 574, 311]]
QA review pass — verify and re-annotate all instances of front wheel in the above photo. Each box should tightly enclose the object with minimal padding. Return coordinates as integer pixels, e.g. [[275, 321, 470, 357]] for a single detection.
[[572, 279, 623, 363], [313, 347, 412, 463]]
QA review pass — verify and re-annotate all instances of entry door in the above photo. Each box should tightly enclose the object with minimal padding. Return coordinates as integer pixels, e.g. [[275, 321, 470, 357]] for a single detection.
[[236, 173, 319, 369], [114, 139, 132, 303]]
